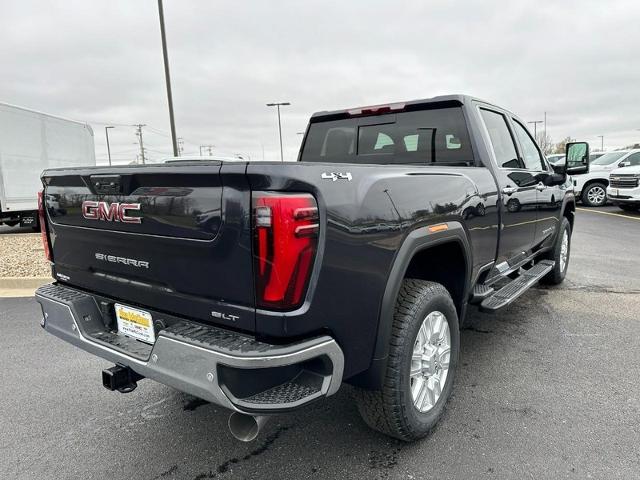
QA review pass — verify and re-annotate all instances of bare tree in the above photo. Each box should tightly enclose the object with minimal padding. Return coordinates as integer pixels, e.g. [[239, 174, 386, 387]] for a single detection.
[[552, 136, 573, 154], [535, 131, 554, 155], [619, 143, 640, 150]]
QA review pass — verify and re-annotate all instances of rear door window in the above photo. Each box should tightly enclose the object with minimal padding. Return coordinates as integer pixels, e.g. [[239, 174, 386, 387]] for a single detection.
[[301, 107, 475, 165]]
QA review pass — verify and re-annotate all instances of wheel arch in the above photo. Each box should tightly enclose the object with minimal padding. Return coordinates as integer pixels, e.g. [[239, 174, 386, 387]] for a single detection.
[[582, 178, 609, 193], [349, 222, 472, 389]]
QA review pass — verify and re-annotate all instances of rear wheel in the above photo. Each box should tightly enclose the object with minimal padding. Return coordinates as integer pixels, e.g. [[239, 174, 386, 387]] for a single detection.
[[581, 182, 607, 207], [541, 217, 571, 285], [354, 280, 459, 441]]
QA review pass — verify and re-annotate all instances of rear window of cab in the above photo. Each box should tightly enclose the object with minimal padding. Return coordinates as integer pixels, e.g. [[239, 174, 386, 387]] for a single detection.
[[301, 107, 475, 166]]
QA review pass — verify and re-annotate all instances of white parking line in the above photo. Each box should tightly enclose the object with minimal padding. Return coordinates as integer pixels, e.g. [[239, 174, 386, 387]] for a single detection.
[[577, 207, 640, 221]]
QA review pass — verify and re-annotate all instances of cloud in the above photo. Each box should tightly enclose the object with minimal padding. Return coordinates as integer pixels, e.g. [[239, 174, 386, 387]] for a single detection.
[[1, 0, 638, 164]]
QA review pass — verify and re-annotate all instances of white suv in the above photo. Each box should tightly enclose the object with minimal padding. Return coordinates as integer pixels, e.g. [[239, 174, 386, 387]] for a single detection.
[[608, 159, 640, 212], [573, 149, 640, 206]]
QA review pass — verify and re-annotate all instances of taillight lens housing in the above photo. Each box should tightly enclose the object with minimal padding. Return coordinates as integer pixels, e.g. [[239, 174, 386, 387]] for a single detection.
[[252, 192, 319, 310], [38, 190, 53, 262]]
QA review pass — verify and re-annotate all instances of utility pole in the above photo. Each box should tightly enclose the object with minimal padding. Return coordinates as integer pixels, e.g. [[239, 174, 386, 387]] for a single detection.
[[266, 102, 290, 161], [177, 137, 184, 156], [528, 120, 543, 138], [543, 112, 547, 152], [134, 124, 147, 164], [157, 0, 178, 157], [199, 144, 215, 156], [105, 126, 114, 166], [598, 135, 604, 151]]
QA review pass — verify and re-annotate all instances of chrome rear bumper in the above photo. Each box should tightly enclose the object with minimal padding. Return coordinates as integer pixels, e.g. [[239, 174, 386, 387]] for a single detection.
[[35, 283, 344, 413]]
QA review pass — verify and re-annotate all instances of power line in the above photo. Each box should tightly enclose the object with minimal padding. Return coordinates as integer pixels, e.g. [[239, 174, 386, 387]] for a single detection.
[[145, 125, 171, 137], [146, 125, 202, 148]]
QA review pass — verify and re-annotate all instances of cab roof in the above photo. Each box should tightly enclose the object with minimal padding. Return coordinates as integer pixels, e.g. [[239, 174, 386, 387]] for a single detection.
[[309, 94, 499, 123]]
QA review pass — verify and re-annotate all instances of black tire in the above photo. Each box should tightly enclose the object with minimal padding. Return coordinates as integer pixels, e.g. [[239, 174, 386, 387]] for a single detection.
[[541, 217, 571, 285], [581, 182, 607, 207], [353, 280, 460, 441], [619, 204, 640, 212]]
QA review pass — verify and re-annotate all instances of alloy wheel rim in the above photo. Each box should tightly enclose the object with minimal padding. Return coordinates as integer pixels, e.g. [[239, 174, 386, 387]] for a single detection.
[[588, 186, 606, 205], [560, 230, 569, 272], [410, 311, 451, 413]]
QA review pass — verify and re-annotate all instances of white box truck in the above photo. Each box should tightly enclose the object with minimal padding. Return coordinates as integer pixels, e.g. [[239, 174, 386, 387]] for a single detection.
[[0, 102, 95, 228]]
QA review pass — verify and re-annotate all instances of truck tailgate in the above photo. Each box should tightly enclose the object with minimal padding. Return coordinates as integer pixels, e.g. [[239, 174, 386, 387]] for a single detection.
[[41, 162, 255, 332]]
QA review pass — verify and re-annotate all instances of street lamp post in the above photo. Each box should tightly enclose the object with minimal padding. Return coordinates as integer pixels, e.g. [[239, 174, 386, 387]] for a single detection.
[[105, 126, 114, 166], [527, 120, 543, 138], [597, 135, 604, 151], [266, 102, 290, 161]]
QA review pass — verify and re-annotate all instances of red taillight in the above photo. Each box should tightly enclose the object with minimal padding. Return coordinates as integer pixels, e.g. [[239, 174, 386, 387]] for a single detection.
[[252, 192, 319, 310], [37, 190, 53, 262]]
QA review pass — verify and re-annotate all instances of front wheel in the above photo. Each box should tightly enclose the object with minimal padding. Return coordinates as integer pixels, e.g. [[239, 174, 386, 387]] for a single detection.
[[541, 217, 571, 285], [354, 280, 459, 441], [581, 182, 607, 207]]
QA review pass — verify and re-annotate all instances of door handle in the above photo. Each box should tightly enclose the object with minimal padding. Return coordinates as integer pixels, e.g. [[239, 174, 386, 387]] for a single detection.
[[502, 186, 517, 196], [535, 182, 547, 192]]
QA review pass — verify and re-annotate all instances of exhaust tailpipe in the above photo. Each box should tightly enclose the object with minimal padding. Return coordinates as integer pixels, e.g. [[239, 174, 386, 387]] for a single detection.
[[228, 412, 271, 442]]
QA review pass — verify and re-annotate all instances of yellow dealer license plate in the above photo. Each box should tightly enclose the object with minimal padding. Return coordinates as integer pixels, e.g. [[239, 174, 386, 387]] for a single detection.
[[115, 304, 155, 344]]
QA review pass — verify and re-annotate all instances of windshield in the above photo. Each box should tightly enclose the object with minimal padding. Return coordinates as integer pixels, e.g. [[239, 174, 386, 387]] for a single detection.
[[592, 151, 627, 165], [301, 107, 474, 165]]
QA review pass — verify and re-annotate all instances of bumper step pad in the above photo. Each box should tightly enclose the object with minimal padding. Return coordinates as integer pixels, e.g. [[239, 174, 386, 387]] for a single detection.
[[480, 260, 554, 312], [241, 380, 321, 407]]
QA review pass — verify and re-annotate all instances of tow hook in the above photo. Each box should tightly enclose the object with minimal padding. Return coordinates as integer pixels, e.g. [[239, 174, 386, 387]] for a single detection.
[[102, 365, 144, 393]]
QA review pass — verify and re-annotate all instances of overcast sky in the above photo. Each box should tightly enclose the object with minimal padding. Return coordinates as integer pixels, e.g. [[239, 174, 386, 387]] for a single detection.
[[2, 0, 639, 164]]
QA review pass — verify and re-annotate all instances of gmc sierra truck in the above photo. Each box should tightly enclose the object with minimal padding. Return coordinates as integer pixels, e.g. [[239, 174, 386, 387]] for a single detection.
[[35, 95, 590, 442]]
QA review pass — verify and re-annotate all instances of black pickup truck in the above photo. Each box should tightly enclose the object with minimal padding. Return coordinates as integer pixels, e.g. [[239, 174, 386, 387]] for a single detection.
[[35, 95, 590, 442]]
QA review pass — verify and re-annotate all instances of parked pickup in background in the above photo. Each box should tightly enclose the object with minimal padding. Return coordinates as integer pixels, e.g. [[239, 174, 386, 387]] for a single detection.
[[35, 95, 590, 442]]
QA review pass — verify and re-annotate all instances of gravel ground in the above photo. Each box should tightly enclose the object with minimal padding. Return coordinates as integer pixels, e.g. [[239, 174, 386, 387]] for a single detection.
[[0, 233, 50, 277]]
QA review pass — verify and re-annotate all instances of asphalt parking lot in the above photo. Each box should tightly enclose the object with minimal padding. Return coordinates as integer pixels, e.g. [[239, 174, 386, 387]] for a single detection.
[[1, 206, 639, 480]]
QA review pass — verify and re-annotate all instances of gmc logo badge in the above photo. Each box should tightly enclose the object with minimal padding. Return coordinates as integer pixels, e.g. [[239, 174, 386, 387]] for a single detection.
[[82, 201, 142, 224]]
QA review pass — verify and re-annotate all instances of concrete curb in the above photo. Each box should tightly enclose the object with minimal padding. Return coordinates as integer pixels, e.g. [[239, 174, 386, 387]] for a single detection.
[[0, 277, 51, 297]]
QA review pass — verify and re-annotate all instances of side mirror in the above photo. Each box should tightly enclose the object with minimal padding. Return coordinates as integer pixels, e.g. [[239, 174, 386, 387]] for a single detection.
[[565, 142, 590, 175], [620, 161, 631, 168]]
